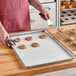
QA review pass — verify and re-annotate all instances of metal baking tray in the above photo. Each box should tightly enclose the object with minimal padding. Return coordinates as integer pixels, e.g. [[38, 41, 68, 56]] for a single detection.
[[9, 30, 75, 68], [60, 10, 76, 25], [57, 29, 76, 49]]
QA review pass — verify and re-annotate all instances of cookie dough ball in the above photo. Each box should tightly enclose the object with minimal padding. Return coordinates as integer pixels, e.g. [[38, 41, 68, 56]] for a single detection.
[[31, 43, 40, 47], [62, 11, 67, 14], [39, 34, 47, 39], [18, 45, 27, 49], [71, 17, 75, 19], [72, 42, 76, 46], [65, 18, 69, 20], [57, 28, 65, 32], [61, 15, 64, 17], [67, 14, 71, 16], [74, 13, 76, 16], [70, 29, 76, 34], [13, 38, 21, 42], [66, 36, 75, 41], [71, 11, 75, 13], [25, 36, 32, 41]]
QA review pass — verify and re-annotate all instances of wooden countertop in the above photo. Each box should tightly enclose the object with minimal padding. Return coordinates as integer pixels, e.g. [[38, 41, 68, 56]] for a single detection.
[[0, 24, 76, 76]]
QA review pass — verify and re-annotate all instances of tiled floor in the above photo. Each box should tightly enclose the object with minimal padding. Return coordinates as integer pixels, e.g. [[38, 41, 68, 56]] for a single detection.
[[34, 68, 76, 76]]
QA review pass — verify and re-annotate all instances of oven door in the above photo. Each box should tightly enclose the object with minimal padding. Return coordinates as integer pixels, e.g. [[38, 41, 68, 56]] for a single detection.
[[29, 3, 56, 30], [39, 0, 55, 3]]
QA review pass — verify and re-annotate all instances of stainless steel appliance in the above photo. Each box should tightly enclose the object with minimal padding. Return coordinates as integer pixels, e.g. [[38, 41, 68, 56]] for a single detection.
[[39, 0, 55, 3], [29, 0, 56, 30], [57, 0, 76, 27]]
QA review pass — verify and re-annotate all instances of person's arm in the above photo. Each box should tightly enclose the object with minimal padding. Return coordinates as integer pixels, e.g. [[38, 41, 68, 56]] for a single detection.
[[29, 0, 50, 20], [0, 21, 9, 44]]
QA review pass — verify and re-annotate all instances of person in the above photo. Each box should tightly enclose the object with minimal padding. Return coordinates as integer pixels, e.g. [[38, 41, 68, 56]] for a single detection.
[[0, 0, 50, 44]]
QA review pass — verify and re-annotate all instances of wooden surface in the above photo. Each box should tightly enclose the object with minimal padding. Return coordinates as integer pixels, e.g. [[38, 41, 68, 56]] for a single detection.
[[48, 24, 76, 55], [0, 24, 76, 76]]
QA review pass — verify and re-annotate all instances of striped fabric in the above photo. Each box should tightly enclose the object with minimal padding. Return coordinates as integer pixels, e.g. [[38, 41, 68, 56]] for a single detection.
[[0, 13, 3, 16], [0, 0, 31, 33]]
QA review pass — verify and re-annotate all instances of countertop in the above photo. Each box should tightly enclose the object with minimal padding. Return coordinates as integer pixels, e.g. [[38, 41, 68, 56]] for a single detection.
[[0, 24, 76, 76]]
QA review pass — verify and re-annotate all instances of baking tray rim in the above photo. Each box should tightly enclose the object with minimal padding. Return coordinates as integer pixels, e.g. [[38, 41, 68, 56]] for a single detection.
[[9, 29, 76, 68]]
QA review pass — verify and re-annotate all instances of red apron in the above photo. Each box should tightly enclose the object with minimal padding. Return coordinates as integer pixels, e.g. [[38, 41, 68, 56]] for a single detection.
[[0, 0, 31, 33]]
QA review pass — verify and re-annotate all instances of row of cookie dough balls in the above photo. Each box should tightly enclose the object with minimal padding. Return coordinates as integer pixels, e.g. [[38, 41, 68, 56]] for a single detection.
[[13, 34, 47, 42], [66, 36, 76, 46], [18, 43, 40, 49], [57, 28, 76, 34], [57, 28, 76, 46], [13, 34, 47, 49]]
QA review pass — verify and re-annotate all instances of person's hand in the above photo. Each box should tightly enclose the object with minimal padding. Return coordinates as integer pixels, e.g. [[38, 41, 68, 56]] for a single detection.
[[0, 29, 9, 44], [40, 9, 50, 20], [0, 22, 9, 44], [30, 0, 50, 20], [0, 31, 9, 44]]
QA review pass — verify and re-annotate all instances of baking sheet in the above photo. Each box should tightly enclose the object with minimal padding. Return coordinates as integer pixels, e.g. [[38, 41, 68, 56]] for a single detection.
[[60, 10, 76, 25], [57, 29, 76, 49], [9, 30, 75, 68]]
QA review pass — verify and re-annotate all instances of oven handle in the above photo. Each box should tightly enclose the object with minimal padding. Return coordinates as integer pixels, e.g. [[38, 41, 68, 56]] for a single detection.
[[45, 7, 51, 11], [30, 7, 51, 13]]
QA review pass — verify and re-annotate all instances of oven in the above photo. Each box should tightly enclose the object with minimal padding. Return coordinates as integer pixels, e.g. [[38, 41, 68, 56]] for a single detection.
[[57, 0, 76, 27], [29, 0, 56, 30], [39, 0, 55, 3]]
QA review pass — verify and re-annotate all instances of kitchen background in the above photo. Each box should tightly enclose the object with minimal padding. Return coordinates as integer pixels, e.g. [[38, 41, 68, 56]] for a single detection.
[[29, 0, 76, 30], [29, 0, 76, 76], [29, 0, 57, 29]]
